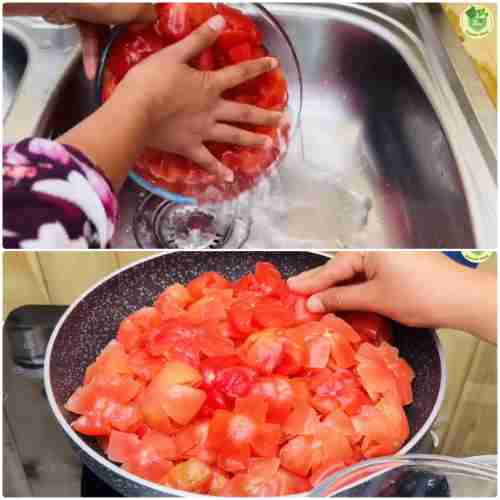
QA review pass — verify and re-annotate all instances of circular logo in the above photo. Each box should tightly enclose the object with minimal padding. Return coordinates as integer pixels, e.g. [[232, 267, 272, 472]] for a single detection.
[[461, 251, 494, 263], [460, 5, 494, 39]]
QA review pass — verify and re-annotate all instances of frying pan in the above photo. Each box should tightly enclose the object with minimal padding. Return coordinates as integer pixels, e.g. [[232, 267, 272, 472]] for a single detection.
[[44, 251, 446, 497]]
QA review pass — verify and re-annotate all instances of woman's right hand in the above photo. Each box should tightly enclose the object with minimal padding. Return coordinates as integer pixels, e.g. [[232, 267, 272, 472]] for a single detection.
[[113, 15, 283, 183], [287, 251, 497, 343]]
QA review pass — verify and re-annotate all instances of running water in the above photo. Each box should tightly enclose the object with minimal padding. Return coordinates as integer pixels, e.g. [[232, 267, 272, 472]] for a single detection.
[[237, 117, 374, 248]]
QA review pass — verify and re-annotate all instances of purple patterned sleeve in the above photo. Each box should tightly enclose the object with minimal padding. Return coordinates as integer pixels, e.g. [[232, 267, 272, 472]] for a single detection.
[[3, 138, 119, 249]]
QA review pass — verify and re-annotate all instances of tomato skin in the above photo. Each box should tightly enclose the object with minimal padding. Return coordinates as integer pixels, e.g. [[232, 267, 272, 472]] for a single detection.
[[214, 366, 256, 399], [279, 435, 314, 477], [253, 297, 295, 329], [165, 458, 213, 493], [343, 312, 393, 345], [187, 272, 231, 300], [108, 25, 165, 81], [228, 300, 254, 334], [250, 376, 294, 424]]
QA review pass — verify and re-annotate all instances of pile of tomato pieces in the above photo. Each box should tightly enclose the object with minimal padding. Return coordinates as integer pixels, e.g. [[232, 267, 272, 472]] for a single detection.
[[102, 3, 289, 202], [66, 262, 415, 496]]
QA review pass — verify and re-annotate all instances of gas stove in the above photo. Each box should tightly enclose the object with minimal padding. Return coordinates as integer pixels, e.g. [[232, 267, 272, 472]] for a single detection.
[[4, 305, 124, 497]]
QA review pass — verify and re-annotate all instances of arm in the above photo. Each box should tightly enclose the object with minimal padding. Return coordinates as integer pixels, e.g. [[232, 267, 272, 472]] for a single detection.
[[57, 82, 150, 193], [288, 252, 497, 344]]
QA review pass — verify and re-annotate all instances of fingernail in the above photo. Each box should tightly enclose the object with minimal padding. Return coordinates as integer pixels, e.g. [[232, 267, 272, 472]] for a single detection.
[[84, 57, 97, 80], [224, 170, 234, 183], [269, 58, 279, 69], [279, 113, 291, 128], [307, 296, 325, 313], [208, 15, 226, 32]]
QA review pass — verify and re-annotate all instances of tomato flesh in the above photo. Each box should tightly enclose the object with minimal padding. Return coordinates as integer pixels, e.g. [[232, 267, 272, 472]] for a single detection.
[[66, 261, 414, 496]]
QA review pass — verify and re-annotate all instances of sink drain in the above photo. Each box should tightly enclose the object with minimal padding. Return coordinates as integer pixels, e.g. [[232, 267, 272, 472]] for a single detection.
[[133, 194, 251, 249]]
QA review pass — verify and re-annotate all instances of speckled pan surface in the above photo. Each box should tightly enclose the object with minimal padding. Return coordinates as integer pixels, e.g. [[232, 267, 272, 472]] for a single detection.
[[46, 251, 444, 496]]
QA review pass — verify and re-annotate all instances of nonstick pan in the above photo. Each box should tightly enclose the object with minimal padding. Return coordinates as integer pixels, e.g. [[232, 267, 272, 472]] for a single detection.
[[44, 251, 446, 497]]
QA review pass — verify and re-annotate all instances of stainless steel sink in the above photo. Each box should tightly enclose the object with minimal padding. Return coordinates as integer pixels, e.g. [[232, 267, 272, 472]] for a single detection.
[[3, 4, 497, 248], [3, 33, 28, 120]]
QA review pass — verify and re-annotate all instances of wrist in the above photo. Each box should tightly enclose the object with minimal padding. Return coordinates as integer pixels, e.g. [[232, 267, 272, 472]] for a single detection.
[[108, 77, 151, 150]]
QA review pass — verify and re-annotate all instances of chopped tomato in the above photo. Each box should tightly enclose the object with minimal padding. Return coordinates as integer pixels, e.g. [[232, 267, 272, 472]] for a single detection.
[[343, 312, 393, 344], [187, 272, 231, 300], [228, 300, 255, 334], [67, 261, 414, 496], [254, 297, 295, 328], [279, 435, 314, 477], [239, 330, 284, 375], [250, 376, 294, 424], [165, 458, 213, 493]]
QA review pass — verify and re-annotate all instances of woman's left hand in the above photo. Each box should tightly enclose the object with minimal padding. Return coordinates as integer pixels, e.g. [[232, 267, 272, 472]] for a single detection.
[[4, 3, 156, 79]]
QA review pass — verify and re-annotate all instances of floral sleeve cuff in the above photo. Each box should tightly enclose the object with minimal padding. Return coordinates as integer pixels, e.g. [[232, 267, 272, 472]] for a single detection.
[[3, 138, 119, 249]]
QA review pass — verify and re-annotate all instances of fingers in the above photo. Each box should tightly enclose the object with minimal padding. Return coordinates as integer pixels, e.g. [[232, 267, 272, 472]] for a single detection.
[[77, 22, 100, 80], [307, 282, 378, 314], [189, 146, 234, 183], [169, 15, 226, 62], [216, 100, 282, 126], [67, 4, 156, 25], [207, 124, 272, 148], [214, 57, 278, 91], [288, 252, 367, 295]]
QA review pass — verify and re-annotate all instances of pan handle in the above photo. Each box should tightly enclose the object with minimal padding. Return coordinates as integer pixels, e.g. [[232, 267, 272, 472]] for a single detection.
[[4, 305, 68, 379]]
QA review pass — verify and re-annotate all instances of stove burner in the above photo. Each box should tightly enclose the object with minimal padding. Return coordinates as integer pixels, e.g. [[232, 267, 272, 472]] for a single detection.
[[133, 194, 251, 249]]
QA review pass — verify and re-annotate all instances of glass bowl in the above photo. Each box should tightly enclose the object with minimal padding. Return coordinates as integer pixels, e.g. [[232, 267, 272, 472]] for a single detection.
[[96, 3, 303, 206], [309, 454, 497, 497]]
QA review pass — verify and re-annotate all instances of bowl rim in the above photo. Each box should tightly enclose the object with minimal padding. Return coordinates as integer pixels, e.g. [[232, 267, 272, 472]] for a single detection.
[[95, 3, 304, 205], [44, 250, 447, 498]]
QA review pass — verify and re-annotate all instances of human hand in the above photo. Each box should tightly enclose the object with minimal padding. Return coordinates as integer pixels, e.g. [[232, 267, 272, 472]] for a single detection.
[[26, 3, 156, 79], [288, 252, 496, 342], [116, 15, 282, 183]]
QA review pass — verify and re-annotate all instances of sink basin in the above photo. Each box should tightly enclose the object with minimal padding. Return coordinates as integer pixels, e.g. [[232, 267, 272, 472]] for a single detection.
[[3, 32, 28, 121], [4, 4, 496, 248]]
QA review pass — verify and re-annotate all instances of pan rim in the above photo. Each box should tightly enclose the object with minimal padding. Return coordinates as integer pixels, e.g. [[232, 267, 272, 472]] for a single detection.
[[44, 250, 447, 497]]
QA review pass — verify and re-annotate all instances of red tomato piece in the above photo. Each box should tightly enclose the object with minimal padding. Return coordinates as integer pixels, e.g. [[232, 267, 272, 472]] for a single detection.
[[165, 458, 213, 493], [239, 330, 284, 375], [72, 412, 111, 436], [250, 376, 294, 424], [282, 403, 319, 437], [255, 262, 284, 294], [228, 300, 255, 334], [128, 349, 165, 381], [187, 272, 231, 300], [305, 336, 331, 369], [108, 25, 165, 81], [124, 456, 173, 483], [277, 468, 312, 494], [156, 3, 192, 42], [321, 314, 361, 344], [216, 4, 262, 46], [254, 297, 295, 328], [279, 435, 314, 477], [107, 430, 141, 463], [343, 312, 393, 344], [214, 366, 256, 399], [160, 384, 207, 426]]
